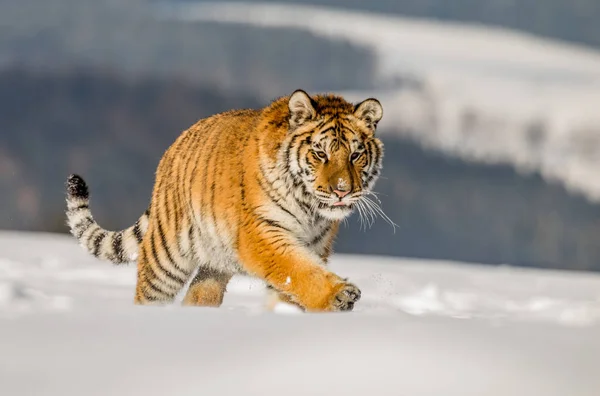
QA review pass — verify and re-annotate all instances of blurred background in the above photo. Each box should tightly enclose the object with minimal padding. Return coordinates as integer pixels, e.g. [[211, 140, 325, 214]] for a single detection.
[[2, 0, 600, 272]]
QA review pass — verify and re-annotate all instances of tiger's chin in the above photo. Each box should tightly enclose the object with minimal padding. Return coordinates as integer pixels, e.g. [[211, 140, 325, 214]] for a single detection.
[[317, 203, 354, 221]]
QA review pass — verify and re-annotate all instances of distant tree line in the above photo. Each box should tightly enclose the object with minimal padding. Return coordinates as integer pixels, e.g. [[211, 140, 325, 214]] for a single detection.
[[0, 0, 377, 98]]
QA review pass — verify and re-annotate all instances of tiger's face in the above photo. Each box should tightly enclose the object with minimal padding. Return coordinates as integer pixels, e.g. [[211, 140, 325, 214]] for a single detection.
[[285, 90, 384, 221]]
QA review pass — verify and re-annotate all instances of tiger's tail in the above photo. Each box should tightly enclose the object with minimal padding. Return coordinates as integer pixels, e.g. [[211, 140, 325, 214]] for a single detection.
[[65, 174, 149, 264]]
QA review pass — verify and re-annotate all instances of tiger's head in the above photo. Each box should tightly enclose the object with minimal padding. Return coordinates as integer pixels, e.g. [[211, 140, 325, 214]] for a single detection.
[[284, 90, 384, 221]]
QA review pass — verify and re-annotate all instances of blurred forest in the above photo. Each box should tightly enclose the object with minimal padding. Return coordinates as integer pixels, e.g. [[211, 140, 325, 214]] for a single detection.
[[2, 0, 600, 271], [0, 0, 376, 97]]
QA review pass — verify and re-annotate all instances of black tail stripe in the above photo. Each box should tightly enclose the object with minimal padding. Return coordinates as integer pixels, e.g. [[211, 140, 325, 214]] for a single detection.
[[84, 226, 100, 249], [112, 232, 125, 263], [132, 221, 143, 243], [92, 231, 107, 257], [74, 217, 94, 239]]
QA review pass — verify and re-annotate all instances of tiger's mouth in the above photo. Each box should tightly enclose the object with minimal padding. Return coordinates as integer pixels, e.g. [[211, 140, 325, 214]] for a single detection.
[[314, 198, 355, 220], [316, 200, 353, 210], [332, 201, 347, 207], [312, 190, 356, 214]]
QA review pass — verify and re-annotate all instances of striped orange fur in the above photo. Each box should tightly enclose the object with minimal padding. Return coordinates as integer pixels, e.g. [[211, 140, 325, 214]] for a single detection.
[[65, 90, 384, 312]]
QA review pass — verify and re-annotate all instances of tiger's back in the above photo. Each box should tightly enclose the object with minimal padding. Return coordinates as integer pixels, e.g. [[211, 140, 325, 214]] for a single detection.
[[66, 90, 384, 311]]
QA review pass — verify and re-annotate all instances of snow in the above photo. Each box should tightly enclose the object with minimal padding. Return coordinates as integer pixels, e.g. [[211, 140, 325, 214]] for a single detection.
[[155, 1, 600, 202], [1, 231, 600, 395]]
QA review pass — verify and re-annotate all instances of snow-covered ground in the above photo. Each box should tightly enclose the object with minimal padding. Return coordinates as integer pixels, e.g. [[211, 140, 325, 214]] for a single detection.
[[1, 231, 600, 395], [156, 1, 600, 203]]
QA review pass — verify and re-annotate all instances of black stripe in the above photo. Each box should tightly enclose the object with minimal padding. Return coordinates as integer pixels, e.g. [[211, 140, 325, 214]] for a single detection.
[[269, 237, 287, 246], [200, 124, 221, 214], [166, 155, 183, 232], [132, 221, 143, 243], [156, 216, 177, 268], [279, 157, 313, 216], [158, 219, 178, 270], [73, 204, 89, 211], [364, 140, 373, 166], [141, 292, 159, 302], [236, 129, 254, 245], [74, 217, 93, 239], [308, 225, 331, 246], [255, 174, 302, 225], [91, 231, 106, 257], [313, 118, 328, 131], [254, 215, 292, 234], [84, 226, 100, 249], [295, 140, 313, 176], [186, 224, 196, 259], [147, 257, 184, 294], [187, 131, 206, 211], [138, 248, 167, 299], [144, 276, 171, 298], [239, 133, 254, 205], [347, 163, 356, 190], [171, 145, 186, 228], [362, 141, 375, 186], [112, 232, 125, 263], [163, 182, 174, 227], [179, 134, 194, 210], [208, 134, 227, 247], [370, 140, 382, 169], [151, 227, 188, 284], [285, 130, 310, 172], [294, 134, 314, 172]]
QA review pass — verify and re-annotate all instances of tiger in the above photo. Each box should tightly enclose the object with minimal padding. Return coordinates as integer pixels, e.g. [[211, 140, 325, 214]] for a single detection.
[[65, 89, 384, 312]]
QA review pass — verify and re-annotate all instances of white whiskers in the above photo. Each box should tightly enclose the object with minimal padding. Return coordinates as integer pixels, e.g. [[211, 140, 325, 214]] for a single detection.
[[354, 192, 398, 233]]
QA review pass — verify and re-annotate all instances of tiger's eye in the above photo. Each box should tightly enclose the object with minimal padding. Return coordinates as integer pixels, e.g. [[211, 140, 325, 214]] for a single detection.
[[350, 152, 361, 161], [316, 151, 327, 159]]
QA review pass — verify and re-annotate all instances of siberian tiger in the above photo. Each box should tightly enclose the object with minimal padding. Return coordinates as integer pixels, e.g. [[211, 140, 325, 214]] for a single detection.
[[65, 90, 384, 312]]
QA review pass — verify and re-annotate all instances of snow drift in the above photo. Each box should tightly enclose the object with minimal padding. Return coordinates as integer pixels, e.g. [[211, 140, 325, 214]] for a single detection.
[[1, 231, 600, 395]]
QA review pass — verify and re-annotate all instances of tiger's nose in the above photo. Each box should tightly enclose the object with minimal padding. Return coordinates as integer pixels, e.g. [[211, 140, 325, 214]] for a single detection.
[[333, 189, 350, 198]]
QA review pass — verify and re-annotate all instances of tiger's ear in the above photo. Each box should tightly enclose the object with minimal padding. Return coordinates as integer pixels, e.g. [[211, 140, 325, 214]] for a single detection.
[[288, 90, 316, 128], [354, 98, 383, 132]]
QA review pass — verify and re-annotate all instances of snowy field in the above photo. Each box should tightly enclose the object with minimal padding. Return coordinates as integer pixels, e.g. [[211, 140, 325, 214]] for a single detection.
[[1, 231, 600, 395], [156, 1, 600, 203]]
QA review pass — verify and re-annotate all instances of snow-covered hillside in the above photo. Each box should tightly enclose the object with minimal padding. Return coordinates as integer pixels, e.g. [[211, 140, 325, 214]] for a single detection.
[[1, 231, 600, 395], [156, 1, 600, 202]]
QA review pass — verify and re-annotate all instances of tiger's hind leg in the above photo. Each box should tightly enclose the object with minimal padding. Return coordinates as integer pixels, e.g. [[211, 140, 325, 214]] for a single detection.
[[182, 266, 232, 307], [133, 225, 195, 305]]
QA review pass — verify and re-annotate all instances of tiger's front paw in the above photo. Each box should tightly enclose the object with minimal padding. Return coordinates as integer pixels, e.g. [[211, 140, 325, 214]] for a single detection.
[[330, 281, 361, 311]]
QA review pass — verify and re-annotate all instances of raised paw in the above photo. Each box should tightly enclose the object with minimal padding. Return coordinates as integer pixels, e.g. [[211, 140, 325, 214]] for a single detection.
[[331, 282, 361, 311]]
